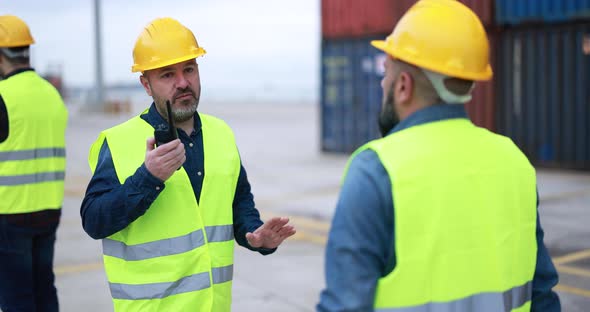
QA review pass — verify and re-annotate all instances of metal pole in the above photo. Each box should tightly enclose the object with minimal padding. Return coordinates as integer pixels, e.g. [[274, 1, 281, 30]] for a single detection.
[[94, 0, 105, 108]]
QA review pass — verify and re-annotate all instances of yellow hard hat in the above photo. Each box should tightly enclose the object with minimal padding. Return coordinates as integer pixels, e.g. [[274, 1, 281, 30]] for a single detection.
[[371, 0, 492, 81], [0, 15, 35, 48], [132, 17, 206, 73]]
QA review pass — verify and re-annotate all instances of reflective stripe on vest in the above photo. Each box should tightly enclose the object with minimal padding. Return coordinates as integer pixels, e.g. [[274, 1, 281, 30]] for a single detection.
[[0, 71, 67, 214], [0, 171, 65, 186], [103, 229, 205, 261], [206, 225, 234, 243], [109, 265, 234, 300], [89, 113, 239, 311], [110, 272, 211, 300], [212, 265, 234, 284], [103, 224, 233, 261], [376, 281, 532, 312], [0, 147, 65, 161], [355, 118, 538, 311]]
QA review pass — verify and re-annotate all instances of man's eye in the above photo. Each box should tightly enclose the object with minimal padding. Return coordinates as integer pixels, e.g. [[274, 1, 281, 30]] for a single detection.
[[185, 67, 194, 73], [161, 73, 173, 79]]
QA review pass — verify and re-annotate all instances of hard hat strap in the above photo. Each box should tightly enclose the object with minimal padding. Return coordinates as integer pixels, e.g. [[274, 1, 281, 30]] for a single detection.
[[422, 69, 474, 104]]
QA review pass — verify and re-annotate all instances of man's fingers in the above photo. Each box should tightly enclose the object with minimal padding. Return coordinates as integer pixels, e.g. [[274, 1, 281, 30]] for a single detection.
[[246, 232, 262, 248], [158, 142, 185, 164], [267, 217, 289, 232], [277, 217, 290, 229], [273, 218, 289, 232], [153, 139, 181, 155], [156, 142, 184, 165], [280, 232, 296, 241], [158, 140, 183, 158], [146, 137, 156, 152], [263, 217, 281, 229], [277, 225, 295, 237], [162, 156, 185, 171]]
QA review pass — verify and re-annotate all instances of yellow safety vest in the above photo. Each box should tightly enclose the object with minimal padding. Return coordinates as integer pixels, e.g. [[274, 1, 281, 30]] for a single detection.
[[350, 118, 537, 311], [0, 70, 68, 214], [88, 113, 240, 312]]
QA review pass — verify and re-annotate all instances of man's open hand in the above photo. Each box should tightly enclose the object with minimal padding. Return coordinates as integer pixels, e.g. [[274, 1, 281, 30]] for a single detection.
[[246, 217, 296, 249]]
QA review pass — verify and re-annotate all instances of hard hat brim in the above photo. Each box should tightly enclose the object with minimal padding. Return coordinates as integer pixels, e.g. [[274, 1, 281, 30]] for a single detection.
[[370, 40, 388, 53], [131, 48, 206, 73], [370, 40, 493, 81], [1, 39, 34, 47]]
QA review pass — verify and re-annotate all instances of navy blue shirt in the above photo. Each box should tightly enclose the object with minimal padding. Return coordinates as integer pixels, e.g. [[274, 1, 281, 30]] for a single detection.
[[80, 104, 274, 255], [317, 104, 560, 311]]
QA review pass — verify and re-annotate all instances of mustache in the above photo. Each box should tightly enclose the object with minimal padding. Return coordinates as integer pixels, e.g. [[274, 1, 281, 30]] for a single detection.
[[173, 88, 195, 101]]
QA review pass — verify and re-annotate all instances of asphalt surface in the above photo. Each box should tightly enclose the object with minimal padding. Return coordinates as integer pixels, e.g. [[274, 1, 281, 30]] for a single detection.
[[40, 101, 590, 311]]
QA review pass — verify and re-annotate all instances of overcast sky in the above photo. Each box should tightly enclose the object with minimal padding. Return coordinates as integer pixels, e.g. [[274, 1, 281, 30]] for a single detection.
[[1, 0, 320, 101]]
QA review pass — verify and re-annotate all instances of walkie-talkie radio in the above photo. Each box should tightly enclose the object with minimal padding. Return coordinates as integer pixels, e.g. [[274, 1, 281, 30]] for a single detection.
[[154, 100, 178, 147]]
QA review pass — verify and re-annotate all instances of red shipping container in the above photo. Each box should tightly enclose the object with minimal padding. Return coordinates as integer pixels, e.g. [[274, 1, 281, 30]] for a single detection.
[[322, 0, 494, 39], [458, 0, 494, 27], [322, 0, 401, 39], [465, 31, 496, 132]]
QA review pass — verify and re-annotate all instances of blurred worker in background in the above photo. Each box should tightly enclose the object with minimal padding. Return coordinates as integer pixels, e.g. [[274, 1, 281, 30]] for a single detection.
[[317, 0, 560, 311], [80, 17, 295, 311], [0, 15, 68, 312]]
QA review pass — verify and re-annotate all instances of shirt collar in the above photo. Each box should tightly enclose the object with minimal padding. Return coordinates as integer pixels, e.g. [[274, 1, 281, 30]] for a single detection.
[[141, 102, 202, 135], [388, 104, 469, 136], [3, 67, 34, 80]]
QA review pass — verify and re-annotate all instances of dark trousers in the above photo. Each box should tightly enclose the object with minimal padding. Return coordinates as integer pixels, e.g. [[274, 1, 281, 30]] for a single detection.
[[0, 209, 61, 312]]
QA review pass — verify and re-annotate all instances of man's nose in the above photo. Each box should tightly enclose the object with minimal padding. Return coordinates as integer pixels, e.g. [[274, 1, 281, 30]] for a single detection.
[[175, 72, 189, 89]]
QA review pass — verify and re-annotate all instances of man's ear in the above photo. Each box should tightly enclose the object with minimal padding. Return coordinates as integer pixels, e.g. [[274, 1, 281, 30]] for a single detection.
[[396, 71, 414, 107], [139, 74, 152, 97]]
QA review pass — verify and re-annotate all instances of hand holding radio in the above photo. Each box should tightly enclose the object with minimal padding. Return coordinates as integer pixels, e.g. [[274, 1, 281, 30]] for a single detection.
[[154, 100, 178, 146], [145, 101, 185, 181]]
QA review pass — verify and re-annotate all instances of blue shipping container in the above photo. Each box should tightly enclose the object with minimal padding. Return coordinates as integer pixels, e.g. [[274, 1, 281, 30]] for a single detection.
[[496, 0, 590, 25], [496, 22, 590, 170], [321, 37, 385, 153], [321, 39, 355, 152]]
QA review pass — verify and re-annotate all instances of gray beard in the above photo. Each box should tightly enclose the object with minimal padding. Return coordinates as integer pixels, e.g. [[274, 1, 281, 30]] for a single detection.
[[171, 99, 198, 123], [155, 96, 199, 123]]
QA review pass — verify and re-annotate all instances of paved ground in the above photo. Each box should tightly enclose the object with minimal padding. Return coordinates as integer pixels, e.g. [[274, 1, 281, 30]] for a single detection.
[[46, 101, 590, 311]]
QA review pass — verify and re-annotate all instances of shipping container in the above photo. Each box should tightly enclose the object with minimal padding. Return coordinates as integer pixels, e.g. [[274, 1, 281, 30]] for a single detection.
[[496, 0, 590, 26], [321, 39, 355, 152], [459, 0, 495, 26], [322, 0, 494, 39], [353, 37, 386, 148], [465, 31, 497, 131], [322, 0, 403, 39], [496, 23, 590, 170], [321, 37, 385, 153]]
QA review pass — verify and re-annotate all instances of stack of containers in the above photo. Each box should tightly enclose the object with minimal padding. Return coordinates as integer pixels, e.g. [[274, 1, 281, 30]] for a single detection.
[[321, 0, 497, 153], [495, 0, 590, 169]]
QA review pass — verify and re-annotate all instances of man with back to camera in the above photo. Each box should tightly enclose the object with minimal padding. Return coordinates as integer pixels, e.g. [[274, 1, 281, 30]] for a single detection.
[[0, 15, 68, 312], [317, 0, 560, 311]]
